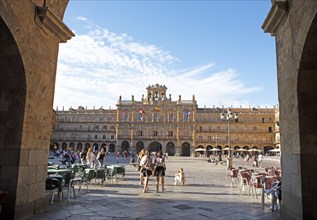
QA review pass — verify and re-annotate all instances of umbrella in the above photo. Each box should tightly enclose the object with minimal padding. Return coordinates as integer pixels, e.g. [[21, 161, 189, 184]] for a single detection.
[[235, 149, 248, 152], [208, 148, 220, 151], [269, 148, 280, 152], [223, 147, 231, 151], [194, 148, 206, 152], [248, 149, 261, 152]]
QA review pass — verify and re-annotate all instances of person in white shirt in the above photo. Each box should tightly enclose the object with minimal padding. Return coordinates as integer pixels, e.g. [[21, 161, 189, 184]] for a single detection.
[[140, 151, 152, 193]]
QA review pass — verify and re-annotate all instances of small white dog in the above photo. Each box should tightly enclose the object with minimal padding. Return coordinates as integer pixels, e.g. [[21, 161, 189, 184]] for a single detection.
[[174, 168, 185, 185]]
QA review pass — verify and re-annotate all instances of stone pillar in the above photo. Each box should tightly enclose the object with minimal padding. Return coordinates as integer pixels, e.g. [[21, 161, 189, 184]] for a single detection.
[[0, 1, 73, 219], [262, 1, 317, 219]]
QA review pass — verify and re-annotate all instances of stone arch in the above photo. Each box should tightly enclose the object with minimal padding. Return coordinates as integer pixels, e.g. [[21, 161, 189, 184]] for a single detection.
[[93, 143, 99, 152], [0, 1, 73, 218], [62, 142, 67, 150], [296, 10, 317, 219], [69, 142, 75, 150], [121, 141, 129, 152], [263, 146, 273, 155], [77, 143, 83, 151], [206, 145, 212, 156], [135, 141, 144, 153], [180, 142, 190, 156], [166, 142, 175, 156], [243, 146, 249, 150], [109, 143, 115, 153], [101, 143, 107, 151], [84, 143, 91, 151], [0, 17, 27, 217], [148, 141, 162, 153]]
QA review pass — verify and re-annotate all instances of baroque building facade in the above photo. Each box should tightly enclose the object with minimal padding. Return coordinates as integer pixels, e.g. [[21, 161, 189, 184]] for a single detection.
[[51, 84, 279, 156]]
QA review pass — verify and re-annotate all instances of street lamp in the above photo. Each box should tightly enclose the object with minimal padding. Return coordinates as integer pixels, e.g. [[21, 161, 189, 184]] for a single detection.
[[220, 108, 238, 169]]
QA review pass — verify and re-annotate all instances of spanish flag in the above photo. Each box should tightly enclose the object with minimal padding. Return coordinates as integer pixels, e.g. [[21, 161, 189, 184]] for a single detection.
[[154, 107, 160, 112]]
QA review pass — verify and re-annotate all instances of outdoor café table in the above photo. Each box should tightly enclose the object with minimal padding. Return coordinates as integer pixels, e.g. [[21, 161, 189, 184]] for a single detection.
[[72, 164, 88, 169], [47, 169, 72, 175]]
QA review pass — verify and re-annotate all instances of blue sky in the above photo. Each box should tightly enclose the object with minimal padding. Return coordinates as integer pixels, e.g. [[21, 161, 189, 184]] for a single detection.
[[54, 0, 277, 110]]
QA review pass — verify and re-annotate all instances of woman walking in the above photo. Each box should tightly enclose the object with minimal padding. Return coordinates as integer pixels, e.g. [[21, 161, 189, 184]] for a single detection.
[[139, 150, 152, 193], [86, 147, 96, 168], [137, 149, 145, 185], [154, 150, 166, 193], [97, 148, 106, 167]]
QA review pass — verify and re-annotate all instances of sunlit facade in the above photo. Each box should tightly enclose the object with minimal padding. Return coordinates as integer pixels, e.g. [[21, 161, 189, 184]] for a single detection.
[[51, 84, 279, 156]]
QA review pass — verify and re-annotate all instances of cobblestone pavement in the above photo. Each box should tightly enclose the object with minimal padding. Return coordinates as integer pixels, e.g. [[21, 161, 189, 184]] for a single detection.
[[26, 156, 281, 220]]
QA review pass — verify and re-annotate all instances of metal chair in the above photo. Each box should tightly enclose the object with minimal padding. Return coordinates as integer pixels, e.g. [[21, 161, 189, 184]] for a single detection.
[[45, 177, 61, 204], [0, 191, 8, 214]]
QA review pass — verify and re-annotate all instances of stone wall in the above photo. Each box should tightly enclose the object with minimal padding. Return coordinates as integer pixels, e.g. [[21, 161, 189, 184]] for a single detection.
[[263, 0, 317, 219], [0, 0, 73, 219]]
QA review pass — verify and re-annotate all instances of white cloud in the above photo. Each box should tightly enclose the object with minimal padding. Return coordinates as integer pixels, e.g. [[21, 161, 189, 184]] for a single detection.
[[54, 19, 263, 110]]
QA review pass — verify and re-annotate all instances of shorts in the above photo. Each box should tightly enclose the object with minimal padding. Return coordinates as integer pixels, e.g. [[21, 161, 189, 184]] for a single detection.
[[154, 166, 165, 176]]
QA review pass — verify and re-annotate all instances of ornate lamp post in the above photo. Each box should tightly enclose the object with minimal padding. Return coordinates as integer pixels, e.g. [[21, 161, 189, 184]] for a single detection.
[[220, 108, 238, 169]]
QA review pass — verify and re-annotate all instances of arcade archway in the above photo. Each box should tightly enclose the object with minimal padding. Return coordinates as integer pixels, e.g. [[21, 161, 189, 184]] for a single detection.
[[166, 142, 175, 156], [149, 141, 162, 153], [181, 142, 190, 156]]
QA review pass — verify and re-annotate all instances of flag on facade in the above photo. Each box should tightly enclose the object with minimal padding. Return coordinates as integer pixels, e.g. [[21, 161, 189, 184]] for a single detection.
[[138, 109, 146, 114], [154, 107, 160, 112], [185, 109, 190, 117]]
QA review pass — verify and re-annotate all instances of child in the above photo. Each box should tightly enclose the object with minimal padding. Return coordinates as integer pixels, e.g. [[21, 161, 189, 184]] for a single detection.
[[174, 168, 185, 185]]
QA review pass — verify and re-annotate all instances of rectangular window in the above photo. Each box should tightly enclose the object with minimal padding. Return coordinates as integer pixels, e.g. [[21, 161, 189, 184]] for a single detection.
[[154, 113, 159, 122], [103, 135, 106, 139], [168, 113, 174, 122], [124, 113, 129, 122], [137, 113, 143, 121], [153, 131, 158, 136], [268, 127, 272, 133], [94, 135, 98, 139], [111, 135, 114, 140], [168, 131, 173, 137], [137, 130, 143, 136], [208, 136, 211, 141], [199, 136, 202, 141], [199, 126, 203, 132], [208, 117, 212, 122], [217, 126, 220, 131], [253, 127, 257, 131]]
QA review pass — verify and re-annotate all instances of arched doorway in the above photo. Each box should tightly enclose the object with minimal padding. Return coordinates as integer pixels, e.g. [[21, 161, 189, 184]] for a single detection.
[[93, 143, 99, 152], [84, 143, 91, 151], [62, 142, 67, 150], [206, 145, 212, 156], [77, 143, 83, 151], [101, 143, 107, 151], [263, 146, 273, 155], [136, 141, 144, 153], [69, 142, 75, 150], [121, 141, 129, 152], [109, 144, 115, 153], [0, 2, 73, 217], [166, 142, 175, 156], [149, 141, 162, 153], [181, 142, 190, 156]]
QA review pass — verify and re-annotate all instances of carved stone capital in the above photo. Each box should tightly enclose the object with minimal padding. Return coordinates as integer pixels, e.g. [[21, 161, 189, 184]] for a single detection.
[[262, 0, 288, 36], [36, 6, 74, 42]]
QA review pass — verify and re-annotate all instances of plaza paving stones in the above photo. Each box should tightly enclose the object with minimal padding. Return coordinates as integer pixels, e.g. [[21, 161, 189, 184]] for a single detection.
[[26, 156, 281, 220]]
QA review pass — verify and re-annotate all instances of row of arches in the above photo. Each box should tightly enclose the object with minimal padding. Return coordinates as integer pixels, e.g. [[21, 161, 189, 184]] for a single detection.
[[195, 145, 276, 155], [51, 141, 192, 156]]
